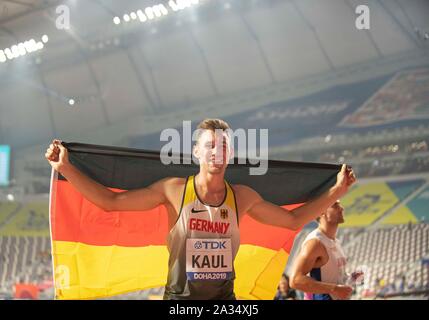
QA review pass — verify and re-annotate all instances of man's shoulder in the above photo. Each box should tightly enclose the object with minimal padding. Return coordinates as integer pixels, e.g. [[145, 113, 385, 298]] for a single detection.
[[167, 176, 187, 183], [162, 177, 187, 187], [301, 236, 329, 261], [155, 177, 187, 202], [302, 235, 325, 252], [151, 177, 187, 193]]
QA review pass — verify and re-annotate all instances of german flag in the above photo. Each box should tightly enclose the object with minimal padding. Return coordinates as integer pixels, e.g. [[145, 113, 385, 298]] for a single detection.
[[49, 142, 340, 300]]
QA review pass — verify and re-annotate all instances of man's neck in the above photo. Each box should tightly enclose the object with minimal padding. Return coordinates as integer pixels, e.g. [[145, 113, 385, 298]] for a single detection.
[[318, 224, 338, 240], [195, 170, 225, 194]]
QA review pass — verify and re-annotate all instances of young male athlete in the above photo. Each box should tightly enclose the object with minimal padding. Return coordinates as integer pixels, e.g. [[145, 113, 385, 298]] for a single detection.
[[290, 200, 364, 300], [45, 118, 356, 300]]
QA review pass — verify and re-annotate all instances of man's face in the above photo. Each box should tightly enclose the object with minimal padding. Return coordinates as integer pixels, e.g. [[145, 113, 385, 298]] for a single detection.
[[279, 277, 289, 293], [194, 129, 232, 174], [324, 200, 345, 225]]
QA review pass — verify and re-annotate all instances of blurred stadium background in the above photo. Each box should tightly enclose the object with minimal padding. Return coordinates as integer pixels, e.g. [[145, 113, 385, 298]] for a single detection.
[[0, 0, 428, 300]]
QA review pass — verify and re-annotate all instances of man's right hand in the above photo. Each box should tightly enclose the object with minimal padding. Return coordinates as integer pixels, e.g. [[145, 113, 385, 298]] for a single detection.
[[331, 284, 353, 300], [45, 139, 70, 173]]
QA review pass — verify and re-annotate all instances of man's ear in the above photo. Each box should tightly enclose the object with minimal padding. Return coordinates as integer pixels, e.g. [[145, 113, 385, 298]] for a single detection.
[[192, 143, 200, 165], [192, 143, 199, 159]]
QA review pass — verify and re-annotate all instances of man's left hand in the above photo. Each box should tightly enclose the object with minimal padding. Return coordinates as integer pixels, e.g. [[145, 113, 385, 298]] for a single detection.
[[333, 164, 357, 197]]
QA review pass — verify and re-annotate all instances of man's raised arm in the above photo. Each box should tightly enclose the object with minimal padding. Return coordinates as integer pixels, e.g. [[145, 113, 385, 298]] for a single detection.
[[235, 164, 356, 230], [45, 139, 169, 212]]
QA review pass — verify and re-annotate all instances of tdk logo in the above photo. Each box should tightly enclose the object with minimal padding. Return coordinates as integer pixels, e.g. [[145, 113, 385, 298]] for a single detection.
[[194, 241, 226, 250]]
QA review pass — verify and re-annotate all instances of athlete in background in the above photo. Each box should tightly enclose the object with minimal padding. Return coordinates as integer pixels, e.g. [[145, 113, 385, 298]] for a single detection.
[[290, 200, 364, 300]]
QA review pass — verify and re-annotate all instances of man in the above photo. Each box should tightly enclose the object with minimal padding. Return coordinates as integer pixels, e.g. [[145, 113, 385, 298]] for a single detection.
[[290, 200, 363, 300], [274, 274, 297, 300], [45, 118, 356, 300]]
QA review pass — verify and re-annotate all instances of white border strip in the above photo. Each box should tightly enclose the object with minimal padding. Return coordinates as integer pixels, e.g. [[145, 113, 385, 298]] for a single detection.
[[48, 168, 58, 300]]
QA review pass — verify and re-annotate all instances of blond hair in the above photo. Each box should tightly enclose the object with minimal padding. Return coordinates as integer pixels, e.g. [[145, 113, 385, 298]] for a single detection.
[[195, 118, 231, 142], [197, 118, 230, 131]]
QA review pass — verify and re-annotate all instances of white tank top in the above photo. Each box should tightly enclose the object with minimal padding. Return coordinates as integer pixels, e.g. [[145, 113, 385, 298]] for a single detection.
[[164, 175, 240, 300], [302, 228, 348, 300]]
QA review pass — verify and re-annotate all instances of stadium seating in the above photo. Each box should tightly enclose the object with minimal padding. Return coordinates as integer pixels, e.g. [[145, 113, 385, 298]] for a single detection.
[[340, 179, 425, 228], [0, 236, 51, 291], [342, 223, 429, 298], [381, 186, 429, 225], [0, 202, 49, 237], [0, 202, 20, 228]]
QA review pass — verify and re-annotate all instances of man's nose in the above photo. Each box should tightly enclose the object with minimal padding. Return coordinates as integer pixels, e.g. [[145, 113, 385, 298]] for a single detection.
[[213, 145, 225, 158]]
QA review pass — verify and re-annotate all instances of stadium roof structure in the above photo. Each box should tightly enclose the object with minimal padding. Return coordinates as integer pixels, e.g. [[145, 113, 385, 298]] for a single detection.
[[0, 0, 428, 150]]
